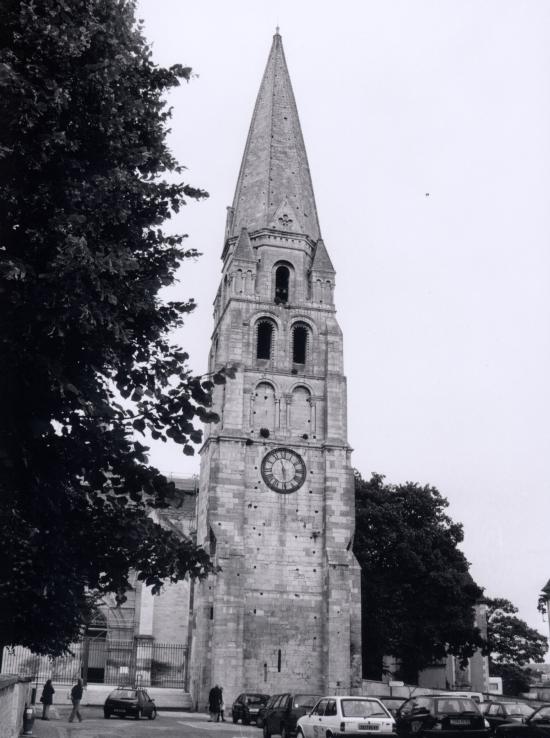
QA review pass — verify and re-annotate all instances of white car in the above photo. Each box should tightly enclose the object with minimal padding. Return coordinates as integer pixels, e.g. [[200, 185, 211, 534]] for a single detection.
[[297, 696, 396, 738]]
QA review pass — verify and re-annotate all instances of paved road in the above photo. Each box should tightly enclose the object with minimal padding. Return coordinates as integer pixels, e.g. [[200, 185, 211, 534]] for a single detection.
[[31, 706, 263, 738]]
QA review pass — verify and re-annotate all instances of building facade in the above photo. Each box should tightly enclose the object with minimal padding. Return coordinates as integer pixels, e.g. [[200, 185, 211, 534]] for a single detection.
[[188, 31, 362, 706]]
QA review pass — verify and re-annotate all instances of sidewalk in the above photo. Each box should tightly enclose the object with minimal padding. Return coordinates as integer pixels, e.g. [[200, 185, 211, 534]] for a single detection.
[[30, 705, 212, 737]]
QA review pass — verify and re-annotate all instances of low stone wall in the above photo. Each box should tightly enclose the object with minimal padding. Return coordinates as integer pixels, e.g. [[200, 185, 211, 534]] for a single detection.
[[0, 675, 32, 738]]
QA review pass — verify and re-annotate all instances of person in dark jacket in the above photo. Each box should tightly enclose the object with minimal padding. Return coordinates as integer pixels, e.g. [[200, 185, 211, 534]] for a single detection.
[[68, 678, 84, 723], [40, 679, 55, 720], [208, 684, 222, 722]]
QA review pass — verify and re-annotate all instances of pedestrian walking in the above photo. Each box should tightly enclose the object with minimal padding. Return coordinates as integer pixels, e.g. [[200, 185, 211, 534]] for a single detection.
[[208, 684, 221, 722], [68, 678, 84, 723], [219, 687, 226, 722], [40, 679, 55, 720]]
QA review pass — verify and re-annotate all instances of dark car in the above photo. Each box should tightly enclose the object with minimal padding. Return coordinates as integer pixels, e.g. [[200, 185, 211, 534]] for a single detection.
[[396, 695, 489, 738], [484, 703, 534, 733], [494, 705, 550, 738], [103, 687, 157, 720], [232, 693, 270, 724], [263, 693, 322, 738]]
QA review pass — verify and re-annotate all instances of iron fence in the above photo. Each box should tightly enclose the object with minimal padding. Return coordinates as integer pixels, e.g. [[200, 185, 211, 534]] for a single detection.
[[1, 638, 188, 688]]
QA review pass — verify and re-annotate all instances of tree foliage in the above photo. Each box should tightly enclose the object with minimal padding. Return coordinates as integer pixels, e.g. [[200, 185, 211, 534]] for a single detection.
[[354, 472, 484, 682], [0, 0, 228, 655], [482, 597, 548, 667], [490, 663, 533, 696]]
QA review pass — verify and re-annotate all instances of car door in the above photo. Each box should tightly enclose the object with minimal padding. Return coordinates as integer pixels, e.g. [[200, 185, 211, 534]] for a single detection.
[[137, 690, 146, 716], [266, 696, 280, 733], [300, 699, 321, 738], [323, 699, 338, 735], [311, 699, 329, 738], [409, 698, 431, 734], [142, 690, 154, 717], [396, 699, 417, 736], [235, 695, 244, 722], [269, 695, 286, 734]]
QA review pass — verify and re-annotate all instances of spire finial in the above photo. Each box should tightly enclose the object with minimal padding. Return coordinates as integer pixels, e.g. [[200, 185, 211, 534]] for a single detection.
[[275, 25, 280, 36]]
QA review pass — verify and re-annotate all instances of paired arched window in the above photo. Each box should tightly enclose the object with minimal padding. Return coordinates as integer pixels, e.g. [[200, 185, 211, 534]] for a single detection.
[[275, 265, 290, 304], [256, 320, 274, 360], [292, 323, 309, 365]]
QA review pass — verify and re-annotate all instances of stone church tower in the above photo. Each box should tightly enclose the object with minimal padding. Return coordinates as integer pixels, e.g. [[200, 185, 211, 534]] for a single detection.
[[189, 31, 362, 706]]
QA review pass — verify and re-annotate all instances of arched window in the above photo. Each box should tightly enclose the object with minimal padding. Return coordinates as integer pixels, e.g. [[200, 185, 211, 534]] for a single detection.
[[257, 321, 274, 360], [292, 323, 309, 364], [275, 265, 290, 304]]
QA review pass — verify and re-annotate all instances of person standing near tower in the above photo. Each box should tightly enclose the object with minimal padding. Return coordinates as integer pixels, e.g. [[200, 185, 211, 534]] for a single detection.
[[40, 679, 55, 720], [68, 677, 84, 723]]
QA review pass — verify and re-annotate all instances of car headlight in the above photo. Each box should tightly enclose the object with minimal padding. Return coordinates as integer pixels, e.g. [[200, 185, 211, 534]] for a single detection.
[[484, 720, 490, 729]]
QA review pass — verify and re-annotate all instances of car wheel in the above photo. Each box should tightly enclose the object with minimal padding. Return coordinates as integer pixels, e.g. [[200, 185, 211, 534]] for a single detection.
[[264, 723, 271, 738], [135, 708, 141, 720], [243, 716, 250, 725], [232, 712, 238, 724], [104, 711, 110, 719], [257, 717, 264, 729], [148, 707, 157, 720], [281, 726, 289, 738]]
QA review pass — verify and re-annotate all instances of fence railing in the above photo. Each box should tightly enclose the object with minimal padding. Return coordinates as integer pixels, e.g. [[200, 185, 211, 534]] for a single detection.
[[1, 638, 188, 688]]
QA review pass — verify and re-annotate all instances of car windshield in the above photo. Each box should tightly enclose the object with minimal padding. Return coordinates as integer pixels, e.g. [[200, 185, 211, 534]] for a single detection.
[[435, 699, 478, 714], [247, 695, 268, 705], [342, 700, 389, 718], [506, 704, 534, 717], [110, 690, 136, 700], [294, 695, 321, 709]]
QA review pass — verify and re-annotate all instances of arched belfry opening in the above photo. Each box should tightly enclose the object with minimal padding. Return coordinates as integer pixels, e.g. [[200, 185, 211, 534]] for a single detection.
[[274, 265, 290, 304], [292, 323, 309, 365], [256, 320, 274, 360]]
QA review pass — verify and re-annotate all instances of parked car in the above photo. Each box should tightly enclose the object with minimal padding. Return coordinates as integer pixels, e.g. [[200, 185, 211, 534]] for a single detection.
[[484, 702, 534, 733], [263, 693, 322, 738], [297, 695, 395, 738], [396, 695, 489, 738], [494, 705, 550, 738], [103, 687, 157, 720], [232, 693, 270, 724]]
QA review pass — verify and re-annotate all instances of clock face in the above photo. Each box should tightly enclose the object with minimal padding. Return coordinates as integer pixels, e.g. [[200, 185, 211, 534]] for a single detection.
[[261, 448, 306, 493]]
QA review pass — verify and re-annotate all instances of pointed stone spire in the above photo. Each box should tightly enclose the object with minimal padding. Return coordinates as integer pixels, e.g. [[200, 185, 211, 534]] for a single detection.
[[311, 238, 334, 273], [233, 227, 255, 262], [229, 32, 321, 242]]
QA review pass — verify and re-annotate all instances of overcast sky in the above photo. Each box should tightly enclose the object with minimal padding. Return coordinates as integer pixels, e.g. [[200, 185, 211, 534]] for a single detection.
[[135, 0, 550, 643]]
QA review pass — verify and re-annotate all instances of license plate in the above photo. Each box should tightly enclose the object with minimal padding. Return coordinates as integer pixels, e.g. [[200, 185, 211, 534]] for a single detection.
[[359, 724, 380, 730], [450, 720, 471, 725]]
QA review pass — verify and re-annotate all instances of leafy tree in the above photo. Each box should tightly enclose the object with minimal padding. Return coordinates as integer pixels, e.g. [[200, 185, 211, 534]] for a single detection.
[[490, 663, 533, 697], [483, 597, 548, 666], [354, 472, 484, 683], [0, 0, 228, 656]]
